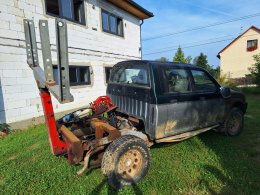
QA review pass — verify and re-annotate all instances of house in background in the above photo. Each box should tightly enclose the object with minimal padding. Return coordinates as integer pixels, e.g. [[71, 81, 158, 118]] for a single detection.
[[0, 0, 153, 128], [217, 26, 260, 79]]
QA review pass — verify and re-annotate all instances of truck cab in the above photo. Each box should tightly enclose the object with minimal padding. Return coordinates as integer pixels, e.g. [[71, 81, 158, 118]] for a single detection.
[[107, 60, 247, 140]]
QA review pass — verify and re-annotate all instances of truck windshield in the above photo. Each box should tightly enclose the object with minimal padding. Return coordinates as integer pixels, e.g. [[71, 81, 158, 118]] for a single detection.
[[110, 65, 150, 87]]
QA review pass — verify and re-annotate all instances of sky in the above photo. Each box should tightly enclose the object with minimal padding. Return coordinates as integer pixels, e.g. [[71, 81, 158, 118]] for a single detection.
[[135, 0, 260, 67]]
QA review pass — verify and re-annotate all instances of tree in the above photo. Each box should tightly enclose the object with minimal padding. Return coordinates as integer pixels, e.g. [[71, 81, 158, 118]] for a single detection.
[[193, 53, 208, 69], [173, 47, 192, 64], [193, 52, 220, 79], [248, 53, 260, 85], [155, 57, 169, 62]]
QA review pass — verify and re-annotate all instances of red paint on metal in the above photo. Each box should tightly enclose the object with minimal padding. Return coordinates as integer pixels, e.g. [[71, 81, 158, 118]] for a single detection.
[[90, 96, 113, 114], [40, 90, 67, 155]]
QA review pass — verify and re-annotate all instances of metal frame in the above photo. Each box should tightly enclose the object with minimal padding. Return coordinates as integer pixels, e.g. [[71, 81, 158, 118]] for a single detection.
[[56, 19, 73, 103], [24, 18, 74, 155], [23, 18, 73, 104], [39, 20, 55, 84], [24, 19, 39, 67]]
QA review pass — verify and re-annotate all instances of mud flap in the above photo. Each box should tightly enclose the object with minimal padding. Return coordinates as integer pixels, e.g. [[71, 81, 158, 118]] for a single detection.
[[60, 125, 83, 164]]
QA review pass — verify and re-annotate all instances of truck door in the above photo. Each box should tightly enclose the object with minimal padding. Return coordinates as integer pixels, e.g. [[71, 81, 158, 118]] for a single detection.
[[189, 69, 225, 128], [156, 66, 198, 138]]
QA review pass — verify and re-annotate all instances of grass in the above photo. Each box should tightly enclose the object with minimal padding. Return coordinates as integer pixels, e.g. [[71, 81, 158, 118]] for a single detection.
[[0, 95, 260, 194]]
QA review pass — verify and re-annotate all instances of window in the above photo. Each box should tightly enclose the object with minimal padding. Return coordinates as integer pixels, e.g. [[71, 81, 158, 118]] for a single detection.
[[110, 65, 149, 87], [247, 39, 258, 51], [160, 68, 191, 94], [46, 0, 85, 25], [101, 10, 124, 36], [53, 65, 91, 86], [105, 67, 113, 83], [191, 70, 217, 92]]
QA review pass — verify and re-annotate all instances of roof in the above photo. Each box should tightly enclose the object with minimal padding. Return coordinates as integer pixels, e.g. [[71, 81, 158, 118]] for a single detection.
[[217, 26, 260, 58], [107, 0, 154, 20], [117, 60, 198, 69]]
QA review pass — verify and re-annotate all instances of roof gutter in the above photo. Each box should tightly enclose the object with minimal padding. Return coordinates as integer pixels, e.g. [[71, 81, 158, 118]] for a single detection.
[[125, 0, 154, 18]]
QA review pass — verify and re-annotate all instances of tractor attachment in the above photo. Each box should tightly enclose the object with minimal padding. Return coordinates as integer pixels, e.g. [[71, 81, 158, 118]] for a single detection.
[[23, 19, 150, 180]]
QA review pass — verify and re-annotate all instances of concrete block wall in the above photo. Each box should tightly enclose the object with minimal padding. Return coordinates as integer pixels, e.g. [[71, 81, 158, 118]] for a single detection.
[[0, 0, 141, 126]]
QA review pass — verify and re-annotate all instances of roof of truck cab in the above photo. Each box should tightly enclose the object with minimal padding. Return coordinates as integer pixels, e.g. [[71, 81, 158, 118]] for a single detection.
[[116, 60, 199, 69]]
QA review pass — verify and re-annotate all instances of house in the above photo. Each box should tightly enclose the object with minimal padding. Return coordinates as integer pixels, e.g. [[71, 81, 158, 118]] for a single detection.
[[217, 26, 260, 79], [0, 0, 153, 128]]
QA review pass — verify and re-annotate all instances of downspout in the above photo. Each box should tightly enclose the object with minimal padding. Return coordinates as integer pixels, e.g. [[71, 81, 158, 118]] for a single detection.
[[139, 20, 144, 60]]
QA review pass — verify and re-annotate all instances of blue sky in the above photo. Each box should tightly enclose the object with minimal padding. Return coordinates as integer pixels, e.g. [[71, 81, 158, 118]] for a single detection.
[[135, 0, 260, 67]]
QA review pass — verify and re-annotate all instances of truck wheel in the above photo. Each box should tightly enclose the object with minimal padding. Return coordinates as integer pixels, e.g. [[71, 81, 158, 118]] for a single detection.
[[101, 135, 150, 189], [220, 107, 244, 136]]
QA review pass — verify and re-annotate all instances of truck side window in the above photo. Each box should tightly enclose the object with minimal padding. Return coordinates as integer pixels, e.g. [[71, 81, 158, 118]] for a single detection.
[[191, 70, 217, 92], [161, 68, 191, 94], [110, 66, 149, 87]]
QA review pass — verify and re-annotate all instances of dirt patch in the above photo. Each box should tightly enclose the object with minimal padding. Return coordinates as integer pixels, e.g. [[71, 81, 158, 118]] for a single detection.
[[0, 175, 4, 185], [7, 155, 17, 161], [245, 114, 255, 119], [28, 143, 39, 150]]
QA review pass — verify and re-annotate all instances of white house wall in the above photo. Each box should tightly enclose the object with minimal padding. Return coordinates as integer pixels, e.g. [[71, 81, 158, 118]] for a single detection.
[[0, 0, 141, 124]]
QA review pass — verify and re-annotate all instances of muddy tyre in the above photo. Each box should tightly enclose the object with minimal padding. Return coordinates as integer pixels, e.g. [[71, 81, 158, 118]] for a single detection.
[[101, 135, 150, 189], [219, 107, 244, 136]]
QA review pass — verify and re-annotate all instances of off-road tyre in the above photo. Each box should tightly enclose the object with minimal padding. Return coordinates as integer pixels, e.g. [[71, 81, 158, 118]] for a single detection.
[[101, 135, 150, 189], [218, 107, 244, 136]]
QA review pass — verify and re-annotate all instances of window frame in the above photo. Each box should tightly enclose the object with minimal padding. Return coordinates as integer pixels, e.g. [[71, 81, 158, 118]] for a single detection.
[[158, 66, 193, 95], [53, 65, 91, 86], [189, 68, 220, 93], [101, 9, 124, 37], [45, 0, 86, 25], [104, 66, 113, 84], [109, 64, 151, 89], [247, 39, 258, 52]]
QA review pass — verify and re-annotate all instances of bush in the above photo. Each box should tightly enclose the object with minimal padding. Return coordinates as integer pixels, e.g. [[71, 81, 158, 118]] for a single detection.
[[0, 123, 11, 134], [216, 74, 237, 89], [248, 54, 260, 85]]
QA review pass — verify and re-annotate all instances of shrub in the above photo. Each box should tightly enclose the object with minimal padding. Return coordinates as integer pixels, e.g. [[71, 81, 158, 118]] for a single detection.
[[0, 123, 11, 134], [216, 74, 237, 89]]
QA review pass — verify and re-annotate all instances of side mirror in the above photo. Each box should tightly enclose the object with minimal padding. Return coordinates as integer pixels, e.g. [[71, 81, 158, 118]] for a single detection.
[[220, 86, 231, 98]]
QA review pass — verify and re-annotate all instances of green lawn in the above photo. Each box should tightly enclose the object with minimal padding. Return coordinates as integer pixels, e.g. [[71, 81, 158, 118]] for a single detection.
[[0, 95, 260, 194]]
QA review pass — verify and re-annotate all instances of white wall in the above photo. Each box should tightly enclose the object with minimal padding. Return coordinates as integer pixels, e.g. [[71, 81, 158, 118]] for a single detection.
[[0, 0, 141, 124]]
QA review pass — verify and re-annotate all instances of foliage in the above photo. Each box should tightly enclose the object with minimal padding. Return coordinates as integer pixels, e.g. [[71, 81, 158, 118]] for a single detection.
[[193, 53, 220, 79], [1, 95, 260, 194], [0, 123, 10, 133], [248, 53, 260, 85], [173, 47, 192, 64], [155, 57, 169, 62], [216, 73, 237, 89], [193, 52, 209, 70]]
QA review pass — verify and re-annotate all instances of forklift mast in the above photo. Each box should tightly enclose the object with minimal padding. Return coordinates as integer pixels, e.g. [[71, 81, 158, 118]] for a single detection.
[[24, 19, 73, 155]]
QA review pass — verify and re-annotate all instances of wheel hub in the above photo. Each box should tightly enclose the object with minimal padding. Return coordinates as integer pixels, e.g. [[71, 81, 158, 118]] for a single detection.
[[228, 113, 241, 133], [118, 149, 143, 179]]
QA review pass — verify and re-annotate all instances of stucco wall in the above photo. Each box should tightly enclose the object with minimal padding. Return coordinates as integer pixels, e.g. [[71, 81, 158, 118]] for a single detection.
[[219, 28, 260, 78], [0, 0, 141, 125]]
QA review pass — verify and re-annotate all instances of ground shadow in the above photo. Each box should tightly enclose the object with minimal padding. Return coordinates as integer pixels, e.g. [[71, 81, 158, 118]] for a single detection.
[[89, 179, 143, 195], [197, 128, 259, 194]]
